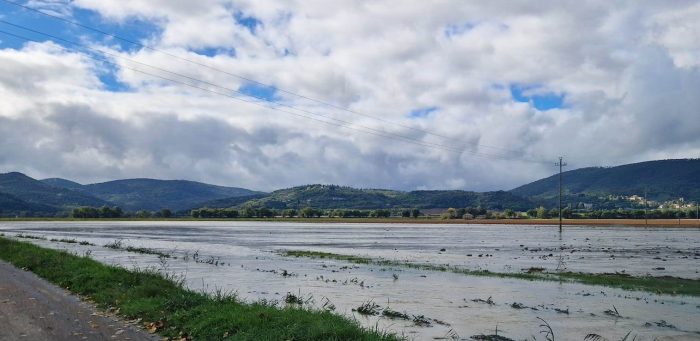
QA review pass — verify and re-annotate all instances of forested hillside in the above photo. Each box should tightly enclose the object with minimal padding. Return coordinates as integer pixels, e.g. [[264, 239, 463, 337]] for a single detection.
[[511, 159, 700, 202]]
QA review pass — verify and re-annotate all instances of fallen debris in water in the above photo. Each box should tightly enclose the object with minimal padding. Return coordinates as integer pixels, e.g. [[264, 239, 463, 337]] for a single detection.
[[470, 334, 515, 341], [471, 296, 495, 305]]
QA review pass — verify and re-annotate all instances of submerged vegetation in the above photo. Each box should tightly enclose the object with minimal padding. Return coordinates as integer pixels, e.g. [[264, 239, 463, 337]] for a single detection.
[[103, 239, 174, 259], [281, 250, 700, 297], [0, 237, 396, 340]]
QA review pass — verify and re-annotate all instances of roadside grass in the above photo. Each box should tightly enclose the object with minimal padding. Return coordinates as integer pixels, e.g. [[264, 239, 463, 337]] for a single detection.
[[0, 237, 397, 340], [281, 250, 700, 297]]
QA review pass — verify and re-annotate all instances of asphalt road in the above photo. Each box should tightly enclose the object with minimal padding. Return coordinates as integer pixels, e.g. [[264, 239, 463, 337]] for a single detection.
[[0, 260, 157, 341]]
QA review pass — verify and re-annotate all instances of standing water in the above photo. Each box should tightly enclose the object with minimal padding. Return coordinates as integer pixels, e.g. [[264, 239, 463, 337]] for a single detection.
[[1, 221, 698, 340]]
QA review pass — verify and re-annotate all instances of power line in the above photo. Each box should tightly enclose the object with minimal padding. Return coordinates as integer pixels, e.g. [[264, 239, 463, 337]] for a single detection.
[[0, 22, 552, 164], [0, 28, 538, 161], [0, 0, 538, 158], [0, 27, 486, 158]]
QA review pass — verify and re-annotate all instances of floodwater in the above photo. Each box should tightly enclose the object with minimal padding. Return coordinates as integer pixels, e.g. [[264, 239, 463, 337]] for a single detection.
[[1, 221, 699, 340]]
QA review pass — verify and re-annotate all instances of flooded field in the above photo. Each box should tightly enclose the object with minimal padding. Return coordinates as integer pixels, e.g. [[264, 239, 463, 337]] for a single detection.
[[1, 221, 699, 340]]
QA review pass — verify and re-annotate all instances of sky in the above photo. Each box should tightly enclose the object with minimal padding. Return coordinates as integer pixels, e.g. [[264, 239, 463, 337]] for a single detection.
[[0, 0, 699, 191]]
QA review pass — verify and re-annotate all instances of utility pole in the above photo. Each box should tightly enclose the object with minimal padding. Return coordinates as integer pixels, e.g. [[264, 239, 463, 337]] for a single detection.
[[555, 156, 567, 233], [644, 187, 648, 225]]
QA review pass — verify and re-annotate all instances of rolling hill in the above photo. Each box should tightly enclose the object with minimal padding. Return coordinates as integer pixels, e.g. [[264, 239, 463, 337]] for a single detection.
[[41, 178, 85, 191], [43, 178, 264, 211], [2, 158, 698, 216], [190, 193, 268, 211], [0, 172, 108, 209], [208, 184, 534, 211], [0, 192, 57, 216], [511, 159, 700, 203]]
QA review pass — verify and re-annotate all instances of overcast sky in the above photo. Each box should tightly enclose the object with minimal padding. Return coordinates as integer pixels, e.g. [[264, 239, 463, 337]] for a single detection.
[[0, 1, 699, 191]]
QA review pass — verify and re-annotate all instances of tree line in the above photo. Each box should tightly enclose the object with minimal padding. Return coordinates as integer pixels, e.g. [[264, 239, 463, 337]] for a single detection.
[[70, 206, 172, 218], [439, 206, 700, 220], [191, 207, 421, 219], [67, 205, 700, 220]]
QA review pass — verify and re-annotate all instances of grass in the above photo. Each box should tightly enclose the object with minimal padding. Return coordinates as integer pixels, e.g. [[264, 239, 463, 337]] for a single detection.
[[0, 237, 397, 340], [104, 239, 174, 259], [282, 250, 700, 297], [49, 238, 96, 246]]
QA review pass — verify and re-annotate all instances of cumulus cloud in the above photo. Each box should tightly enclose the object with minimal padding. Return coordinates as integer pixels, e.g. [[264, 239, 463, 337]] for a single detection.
[[0, 1, 698, 191]]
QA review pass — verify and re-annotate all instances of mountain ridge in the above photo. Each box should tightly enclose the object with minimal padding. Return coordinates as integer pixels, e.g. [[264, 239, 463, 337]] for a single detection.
[[43, 177, 264, 211], [199, 184, 534, 211], [2, 158, 698, 215], [0, 172, 108, 209], [510, 158, 700, 202]]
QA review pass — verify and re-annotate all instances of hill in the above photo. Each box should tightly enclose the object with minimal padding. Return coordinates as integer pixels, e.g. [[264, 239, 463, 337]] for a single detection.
[[0, 172, 108, 209], [0, 192, 57, 216], [216, 184, 534, 211], [511, 159, 700, 203], [75, 179, 263, 211], [4, 158, 698, 215], [41, 178, 85, 191], [190, 193, 268, 211]]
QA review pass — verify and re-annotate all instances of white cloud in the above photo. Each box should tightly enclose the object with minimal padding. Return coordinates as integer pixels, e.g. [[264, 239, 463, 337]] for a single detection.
[[0, 1, 698, 191]]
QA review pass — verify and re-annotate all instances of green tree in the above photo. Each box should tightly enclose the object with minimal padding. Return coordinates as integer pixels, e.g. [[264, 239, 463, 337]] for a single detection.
[[562, 207, 572, 219], [242, 206, 256, 218], [536, 206, 548, 219], [527, 209, 537, 218], [441, 208, 457, 219], [99, 206, 112, 218], [504, 209, 515, 218], [300, 207, 317, 218], [161, 208, 172, 218], [257, 207, 274, 218], [375, 209, 391, 218], [411, 208, 420, 218], [135, 210, 152, 218]]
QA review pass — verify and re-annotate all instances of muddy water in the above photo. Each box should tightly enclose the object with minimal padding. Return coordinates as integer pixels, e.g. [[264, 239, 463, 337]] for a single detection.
[[1, 221, 699, 340]]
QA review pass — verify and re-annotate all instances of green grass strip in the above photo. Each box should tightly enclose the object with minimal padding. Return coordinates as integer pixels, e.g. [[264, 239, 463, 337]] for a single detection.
[[282, 250, 700, 297], [0, 237, 396, 340]]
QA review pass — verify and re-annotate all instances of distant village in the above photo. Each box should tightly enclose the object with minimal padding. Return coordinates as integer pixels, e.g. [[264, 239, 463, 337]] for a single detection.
[[598, 194, 696, 209]]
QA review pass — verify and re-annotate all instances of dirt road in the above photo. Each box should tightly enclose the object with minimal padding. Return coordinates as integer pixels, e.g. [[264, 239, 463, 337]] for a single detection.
[[0, 260, 157, 341]]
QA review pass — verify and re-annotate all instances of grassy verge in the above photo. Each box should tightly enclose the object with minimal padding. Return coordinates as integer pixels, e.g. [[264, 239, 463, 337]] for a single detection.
[[0, 237, 396, 340], [282, 250, 700, 297]]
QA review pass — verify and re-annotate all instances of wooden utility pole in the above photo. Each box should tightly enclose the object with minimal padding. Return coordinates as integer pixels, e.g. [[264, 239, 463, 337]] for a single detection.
[[644, 187, 648, 225], [555, 157, 567, 233]]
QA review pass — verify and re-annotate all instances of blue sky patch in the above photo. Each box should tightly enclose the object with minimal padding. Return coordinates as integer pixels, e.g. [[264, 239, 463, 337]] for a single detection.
[[0, 1, 163, 93], [71, 7, 164, 53], [0, 2, 163, 53], [97, 64, 130, 92], [444, 22, 476, 38], [239, 82, 277, 101], [509, 84, 565, 111], [234, 12, 261, 34], [408, 106, 438, 118], [191, 46, 236, 57]]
